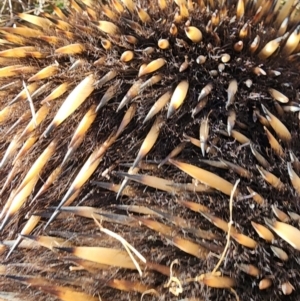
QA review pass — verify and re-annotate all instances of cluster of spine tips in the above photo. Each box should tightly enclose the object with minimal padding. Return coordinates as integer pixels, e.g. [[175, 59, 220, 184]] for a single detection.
[[0, 0, 300, 300]]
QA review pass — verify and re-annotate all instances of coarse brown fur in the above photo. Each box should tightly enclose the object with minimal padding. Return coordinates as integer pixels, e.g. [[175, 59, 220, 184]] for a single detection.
[[0, 0, 300, 300]]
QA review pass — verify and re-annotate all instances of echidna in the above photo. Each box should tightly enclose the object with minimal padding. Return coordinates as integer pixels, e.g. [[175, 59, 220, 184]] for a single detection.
[[0, 0, 300, 300]]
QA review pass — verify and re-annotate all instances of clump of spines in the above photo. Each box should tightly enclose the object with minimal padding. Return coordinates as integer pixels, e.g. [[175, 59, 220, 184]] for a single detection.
[[0, 0, 300, 300]]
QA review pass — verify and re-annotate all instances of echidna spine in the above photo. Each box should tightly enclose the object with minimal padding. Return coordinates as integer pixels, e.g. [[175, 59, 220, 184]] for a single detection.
[[0, 0, 300, 300]]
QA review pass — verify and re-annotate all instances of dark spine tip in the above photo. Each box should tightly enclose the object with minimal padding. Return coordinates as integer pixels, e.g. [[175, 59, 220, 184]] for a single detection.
[[43, 123, 55, 138], [55, 247, 74, 253], [43, 210, 59, 230]]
